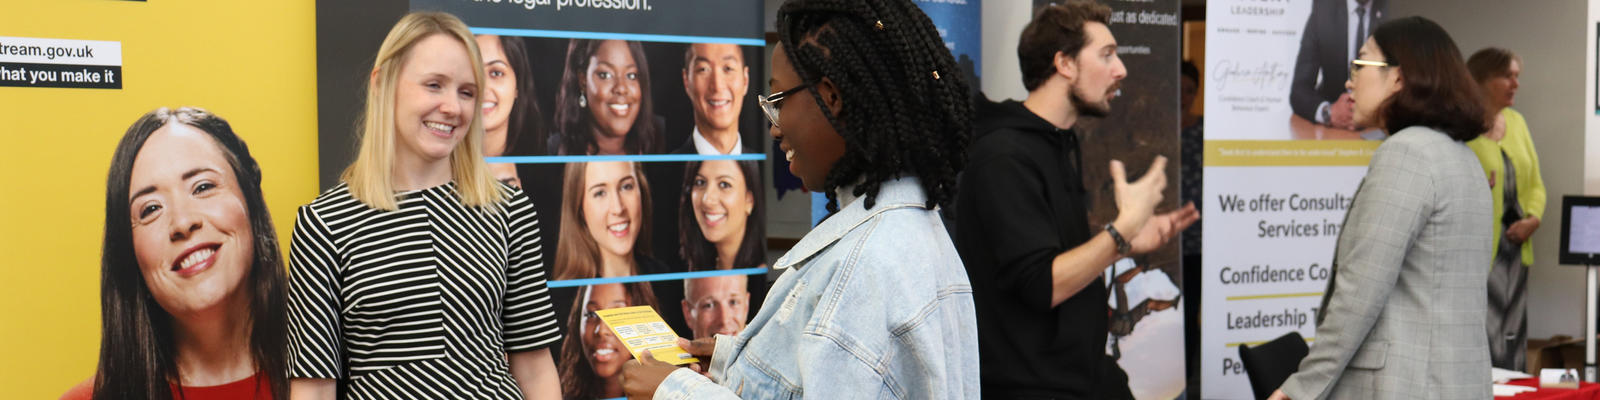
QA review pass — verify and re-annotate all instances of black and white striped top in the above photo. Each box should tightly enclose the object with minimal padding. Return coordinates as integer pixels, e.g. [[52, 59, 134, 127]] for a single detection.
[[286, 182, 561, 399]]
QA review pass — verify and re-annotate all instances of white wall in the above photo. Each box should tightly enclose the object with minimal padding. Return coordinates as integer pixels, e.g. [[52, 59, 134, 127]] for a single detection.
[[765, 0, 781, 33], [981, 0, 1032, 101], [1389, 0, 1592, 339], [1589, 0, 1600, 196], [762, 0, 815, 240]]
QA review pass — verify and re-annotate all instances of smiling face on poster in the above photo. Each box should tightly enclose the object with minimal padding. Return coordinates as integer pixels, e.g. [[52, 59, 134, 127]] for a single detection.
[[93, 107, 288, 399], [681, 275, 749, 339], [581, 161, 644, 268], [682, 43, 750, 154], [129, 124, 257, 318], [558, 282, 661, 399], [584, 40, 645, 152], [690, 160, 752, 247]]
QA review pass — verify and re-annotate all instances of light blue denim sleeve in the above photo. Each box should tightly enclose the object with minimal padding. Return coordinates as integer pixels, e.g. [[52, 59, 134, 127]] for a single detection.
[[791, 332, 897, 398], [654, 334, 744, 400], [654, 333, 893, 399], [653, 368, 737, 400]]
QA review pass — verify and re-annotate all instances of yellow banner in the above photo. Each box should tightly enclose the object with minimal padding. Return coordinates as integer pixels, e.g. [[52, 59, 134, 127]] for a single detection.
[[1204, 140, 1380, 167], [1, 1, 318, 397]]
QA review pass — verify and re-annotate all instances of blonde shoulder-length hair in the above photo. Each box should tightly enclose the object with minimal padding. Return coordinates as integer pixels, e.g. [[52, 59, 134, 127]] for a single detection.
[[342, 11, 501, 210]]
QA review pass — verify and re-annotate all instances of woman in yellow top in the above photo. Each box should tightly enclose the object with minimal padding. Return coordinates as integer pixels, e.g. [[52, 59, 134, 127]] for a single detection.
[[1466, 47, 1546, 371]]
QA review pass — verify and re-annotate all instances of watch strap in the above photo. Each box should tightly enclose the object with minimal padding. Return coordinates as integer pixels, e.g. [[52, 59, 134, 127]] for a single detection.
[[1105, 223, 1131, 256]]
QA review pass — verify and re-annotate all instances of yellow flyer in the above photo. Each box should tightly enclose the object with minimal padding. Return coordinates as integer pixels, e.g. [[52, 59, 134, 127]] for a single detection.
[[593, 306, 700, 365]]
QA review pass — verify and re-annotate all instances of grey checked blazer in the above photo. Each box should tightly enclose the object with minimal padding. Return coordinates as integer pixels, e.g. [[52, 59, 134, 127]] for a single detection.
[[1281, 126, 1494, 399]]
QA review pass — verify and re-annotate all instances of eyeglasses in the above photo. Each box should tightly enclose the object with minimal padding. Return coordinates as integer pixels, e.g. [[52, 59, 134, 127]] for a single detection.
[[757, 83, 811, 128], [1349, 59, 1394, 78]]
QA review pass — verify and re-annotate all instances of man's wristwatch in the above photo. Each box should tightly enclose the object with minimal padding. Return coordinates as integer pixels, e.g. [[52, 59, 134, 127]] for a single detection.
[[1105, 223, 1131, 256]]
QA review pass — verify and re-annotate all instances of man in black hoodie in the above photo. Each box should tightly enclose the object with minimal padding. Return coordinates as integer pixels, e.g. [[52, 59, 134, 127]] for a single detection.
[[954, 2, 1199, 398]]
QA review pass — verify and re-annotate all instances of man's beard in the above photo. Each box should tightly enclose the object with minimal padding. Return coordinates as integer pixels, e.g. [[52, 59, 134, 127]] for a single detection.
[[1070, 83, 1112, 118]]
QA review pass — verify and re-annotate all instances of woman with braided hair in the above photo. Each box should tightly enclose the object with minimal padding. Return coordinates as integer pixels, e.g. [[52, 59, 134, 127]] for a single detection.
[[619, 0, 978, 398]]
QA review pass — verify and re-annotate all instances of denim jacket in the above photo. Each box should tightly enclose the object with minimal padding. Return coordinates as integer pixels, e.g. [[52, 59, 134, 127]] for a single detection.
[[654, 177, 980, 399]]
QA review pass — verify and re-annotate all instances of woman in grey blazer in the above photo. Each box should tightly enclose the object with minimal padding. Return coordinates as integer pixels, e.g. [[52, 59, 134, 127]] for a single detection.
[[1272, 16, 1494, 400]]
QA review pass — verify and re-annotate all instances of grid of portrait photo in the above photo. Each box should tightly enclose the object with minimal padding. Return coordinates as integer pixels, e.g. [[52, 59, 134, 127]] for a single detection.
[[471, 34, 771, 399]]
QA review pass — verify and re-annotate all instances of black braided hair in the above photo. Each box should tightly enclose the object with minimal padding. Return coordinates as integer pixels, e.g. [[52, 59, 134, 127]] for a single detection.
[[776, 0, 972, 213]]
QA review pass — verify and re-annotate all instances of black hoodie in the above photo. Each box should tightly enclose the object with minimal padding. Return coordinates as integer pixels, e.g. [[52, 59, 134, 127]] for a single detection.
[[955, 98, 1119, 399]]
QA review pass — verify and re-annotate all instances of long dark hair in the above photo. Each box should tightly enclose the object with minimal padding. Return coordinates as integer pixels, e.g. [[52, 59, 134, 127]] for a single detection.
[[96, 107, 287, 400], [678, 160, 765, 270], [499, 35, 547, 155], [1371, 16, 1487, 141], [776, 0, 973, 213], [553, 39, 661, 155], [557, 283, 660, 399]]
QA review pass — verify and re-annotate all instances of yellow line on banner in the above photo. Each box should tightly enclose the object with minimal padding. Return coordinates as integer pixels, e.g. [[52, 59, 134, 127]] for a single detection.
[[1226, 292, 1324, 301], [1204, 140, 1379, 167], [1227, 337, 1317, 348]]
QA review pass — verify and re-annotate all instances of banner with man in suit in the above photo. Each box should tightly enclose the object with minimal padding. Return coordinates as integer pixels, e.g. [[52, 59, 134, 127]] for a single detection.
[[1201, 0, 1389, 398]]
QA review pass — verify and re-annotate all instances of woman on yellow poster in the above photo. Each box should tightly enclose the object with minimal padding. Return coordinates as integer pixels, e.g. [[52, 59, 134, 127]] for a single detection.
[[63, 107, 288, 400]]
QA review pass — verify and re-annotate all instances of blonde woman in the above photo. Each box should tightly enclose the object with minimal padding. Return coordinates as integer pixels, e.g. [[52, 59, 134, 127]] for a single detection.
[[285, 12, 561, 399]]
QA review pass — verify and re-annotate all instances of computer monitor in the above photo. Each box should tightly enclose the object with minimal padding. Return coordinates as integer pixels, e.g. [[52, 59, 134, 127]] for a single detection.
[[1560, 195, 1600, 265]]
